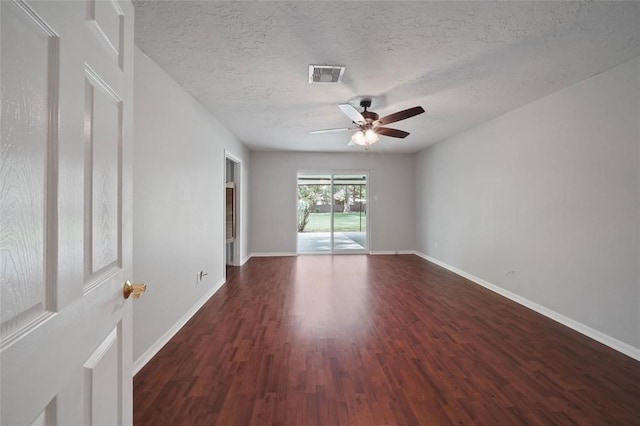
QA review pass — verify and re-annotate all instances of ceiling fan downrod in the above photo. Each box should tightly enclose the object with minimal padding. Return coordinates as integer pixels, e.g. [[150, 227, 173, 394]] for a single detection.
[[359, 99, 379, 123]]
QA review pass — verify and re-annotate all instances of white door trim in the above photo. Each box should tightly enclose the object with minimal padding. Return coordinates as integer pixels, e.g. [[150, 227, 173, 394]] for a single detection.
[[224, 150, 242, 270]]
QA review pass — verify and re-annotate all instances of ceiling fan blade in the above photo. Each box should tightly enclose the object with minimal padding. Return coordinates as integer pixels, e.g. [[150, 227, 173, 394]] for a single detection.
[[375, 127, 410, 138], [338, 104, 365, 124], [377, 106, 425, 126], [310, 127, 353, 134]]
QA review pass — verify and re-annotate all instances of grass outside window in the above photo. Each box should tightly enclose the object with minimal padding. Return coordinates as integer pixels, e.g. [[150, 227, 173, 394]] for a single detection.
[[301, 212, 367, 233]]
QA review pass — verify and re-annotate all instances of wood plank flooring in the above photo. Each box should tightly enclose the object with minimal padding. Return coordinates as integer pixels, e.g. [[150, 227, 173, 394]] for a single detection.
[[134, 255, 640, 425]]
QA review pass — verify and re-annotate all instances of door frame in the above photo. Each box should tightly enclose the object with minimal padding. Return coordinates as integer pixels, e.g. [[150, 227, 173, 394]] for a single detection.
[[223, 150, 242, 271], [296, 170, 370, 254]]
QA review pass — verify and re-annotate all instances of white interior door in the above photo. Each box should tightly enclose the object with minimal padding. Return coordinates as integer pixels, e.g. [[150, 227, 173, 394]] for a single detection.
[[1, 0, 135, 424]]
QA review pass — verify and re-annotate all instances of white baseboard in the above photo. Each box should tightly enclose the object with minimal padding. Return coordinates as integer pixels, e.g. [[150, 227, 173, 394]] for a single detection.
[[240, 255, 251, 265], [133, 277, 226, 376], [250, 251, 416, 257], [414, 251, 640, 362], [370, 250, 416, 255], [397, 250, 417, 255], [249, 252, 298, 257]]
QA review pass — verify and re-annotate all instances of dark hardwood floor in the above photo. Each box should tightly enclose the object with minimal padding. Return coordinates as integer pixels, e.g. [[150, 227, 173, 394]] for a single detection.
[[134, 255, 640, 425]]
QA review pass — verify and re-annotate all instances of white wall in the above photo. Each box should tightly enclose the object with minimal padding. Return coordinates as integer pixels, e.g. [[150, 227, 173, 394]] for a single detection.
[[249, 152, 415, 254], [415, 57, 640, 353], [132, 48, 250, 366]]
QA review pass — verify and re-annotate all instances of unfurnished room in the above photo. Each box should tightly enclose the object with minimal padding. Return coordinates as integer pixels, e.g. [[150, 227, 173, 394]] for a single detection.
[[1, 1, 639, 424]]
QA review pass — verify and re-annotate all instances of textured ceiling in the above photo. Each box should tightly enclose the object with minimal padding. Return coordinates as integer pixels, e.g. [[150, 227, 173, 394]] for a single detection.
[[133, 1, 640, 153]]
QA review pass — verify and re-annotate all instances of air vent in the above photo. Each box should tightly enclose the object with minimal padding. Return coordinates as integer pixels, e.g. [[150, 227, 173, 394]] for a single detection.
[[309, 65, 346, 84]]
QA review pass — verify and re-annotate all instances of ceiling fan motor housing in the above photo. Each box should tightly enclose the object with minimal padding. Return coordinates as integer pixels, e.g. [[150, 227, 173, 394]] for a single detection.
[[359, 100, 378, 126]]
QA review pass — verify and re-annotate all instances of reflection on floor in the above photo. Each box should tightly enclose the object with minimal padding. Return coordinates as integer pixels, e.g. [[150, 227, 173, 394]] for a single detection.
[[297, 232, 366, 252]]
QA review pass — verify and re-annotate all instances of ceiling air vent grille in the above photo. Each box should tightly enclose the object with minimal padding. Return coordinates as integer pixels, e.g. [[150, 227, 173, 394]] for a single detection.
[[309, 65, 346, 84]]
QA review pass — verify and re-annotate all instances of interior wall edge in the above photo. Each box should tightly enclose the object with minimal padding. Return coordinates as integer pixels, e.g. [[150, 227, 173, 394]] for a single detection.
[[414, 251, 640, 362], [132, 46, 250, 361], [133, 277, 226, 376], [413, 56, 639, 351]]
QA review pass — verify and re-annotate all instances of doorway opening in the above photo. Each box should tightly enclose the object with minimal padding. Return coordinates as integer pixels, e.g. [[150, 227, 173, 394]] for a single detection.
[[297, 172, 368, 254], [225, 152, 241, 267]]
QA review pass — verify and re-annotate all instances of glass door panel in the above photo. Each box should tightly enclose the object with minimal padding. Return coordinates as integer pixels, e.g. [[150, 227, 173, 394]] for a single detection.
[[297, 173, 332, 253], [332, 174, 367, 252]]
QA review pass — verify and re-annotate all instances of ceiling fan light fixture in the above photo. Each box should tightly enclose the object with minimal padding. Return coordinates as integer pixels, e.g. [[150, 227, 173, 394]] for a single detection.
[[351, 130, 366, 145], [351, 129, 379, 146], [364, 129, 379, 144]]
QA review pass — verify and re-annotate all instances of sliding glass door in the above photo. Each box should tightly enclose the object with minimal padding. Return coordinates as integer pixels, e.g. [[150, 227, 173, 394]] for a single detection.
[[297, 174, 332, 252], [332, 175, 367, 252], [297, 172, 368, 254]]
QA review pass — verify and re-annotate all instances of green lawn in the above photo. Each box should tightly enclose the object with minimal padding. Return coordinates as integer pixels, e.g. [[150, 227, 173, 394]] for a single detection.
[[302, 212, 367, 233]]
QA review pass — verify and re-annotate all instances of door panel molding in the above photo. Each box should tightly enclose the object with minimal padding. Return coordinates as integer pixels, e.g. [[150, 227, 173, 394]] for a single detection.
[[83, 325, 121, 426], [85, 0, 125, 68], [1, 0, 60, 342], [83, 64, 123, 289]]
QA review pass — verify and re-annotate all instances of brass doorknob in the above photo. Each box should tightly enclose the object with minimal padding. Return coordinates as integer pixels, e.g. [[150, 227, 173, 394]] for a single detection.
[[123, 280, 146, 299]]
